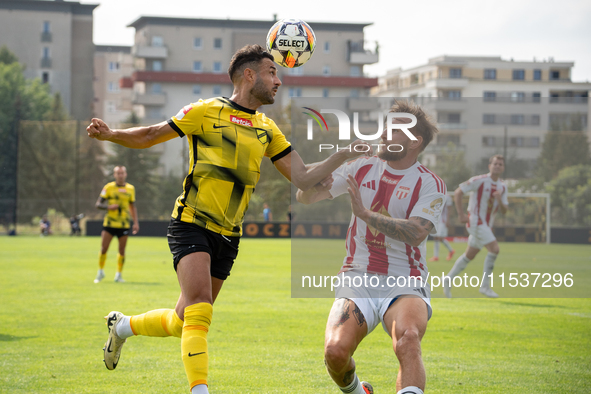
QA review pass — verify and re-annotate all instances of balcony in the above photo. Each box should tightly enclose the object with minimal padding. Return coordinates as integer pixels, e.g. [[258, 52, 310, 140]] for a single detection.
[[133, 45, 168, 59], [40, 57, 51, 68], [427, 78, 469, 89], [437, 122, 467, 130], [549, 97, 588, 104], [347, 40, 379, 65], [133, 92, 167, 106], [41, 32, 52, 42]]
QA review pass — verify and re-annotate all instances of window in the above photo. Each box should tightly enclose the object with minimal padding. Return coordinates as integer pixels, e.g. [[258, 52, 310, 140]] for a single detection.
[[532, 92, 541, 103], [108, 82, 119, 93], [151, 83, 162, 94], [511, 92, 525, 102], [437, 134, 460, 146], [288, 66, 303, 75], [550, 70, 560, 80], [193, 85, 201, 95], [484, 69, 496, 80], [447, 90, 461, 100], [43, 47, 50, 59], [482, 136, 496, 147], [533, 69, 542, 80], [513, 69, 525, 80], [152, 60, 163, 71], [213, 85, 222, 95], [530, 137, 540, 147], [484, 91, 496, 102], [350, 66, 361, 77], [193, 61, 202, 73], [350, 89, 359, 98], [288, 87, 302, 97], [213, 61, 222, 73], [108, 61, 120, 72], [322, 88, 329, 98], [193, 37, 202, 49], [152, 36, 164, 47], [324, 42, 330, 53], [42, 72, 49, 84], [510, 137, 524, 147], [322, 65, 331, 76], [107, 101, 117, 113], [510, 114, 524, 125], [449, 68, 462, 78], [43, 21, 50, 33], [483, 114, 496, 124], [214, 38, 222, 49], [532, 115, 540, 125], [447, 113, 461, 123]]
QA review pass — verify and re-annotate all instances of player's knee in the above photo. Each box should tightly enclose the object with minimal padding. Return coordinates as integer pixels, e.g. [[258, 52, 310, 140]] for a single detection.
[[395, 328, 421, 359], [324, 341, 351, 371], [489, 245, 500, 255]]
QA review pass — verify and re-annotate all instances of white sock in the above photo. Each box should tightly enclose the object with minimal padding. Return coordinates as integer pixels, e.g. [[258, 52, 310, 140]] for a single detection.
[[447, 254, 471, 278], [339, 374, 364, 394], [397, 387, 423, 394], [442, 239, 453, 252], [115, 315, 134, 339], [191, 384, 208, 394], [481, 252, 498, 288], [433, 241, 440, 257]]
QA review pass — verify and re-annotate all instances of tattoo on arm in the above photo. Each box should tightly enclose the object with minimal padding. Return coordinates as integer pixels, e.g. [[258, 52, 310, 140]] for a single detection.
[[96, 197, 108, 210], [365, 213, 433, 245], [352, 304, 365, 327]]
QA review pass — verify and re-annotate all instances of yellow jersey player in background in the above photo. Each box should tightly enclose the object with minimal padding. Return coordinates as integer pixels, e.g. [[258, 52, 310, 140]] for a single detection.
[[94, 165, 139, 283], [87, 44, 366, 394]]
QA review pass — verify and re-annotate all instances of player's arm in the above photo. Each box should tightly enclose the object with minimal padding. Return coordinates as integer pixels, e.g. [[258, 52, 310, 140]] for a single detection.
[[494, 190, 509, 214], [274, 140, 370, 191], [86, 118, 178, 149], [95, 196, 119, 210], [346, 175, 433, 247], [130, 202, 140, 235], [454, 187, 468, 223]]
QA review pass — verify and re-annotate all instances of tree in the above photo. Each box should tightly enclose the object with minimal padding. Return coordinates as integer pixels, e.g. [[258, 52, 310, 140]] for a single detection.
[[546, 164, 591, 227], [428, 142, 472, 192]]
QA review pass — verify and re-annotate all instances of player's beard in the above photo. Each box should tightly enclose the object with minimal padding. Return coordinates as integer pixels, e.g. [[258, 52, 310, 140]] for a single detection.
[[378, 141, 408, 162], [251, 76, 275, 105]]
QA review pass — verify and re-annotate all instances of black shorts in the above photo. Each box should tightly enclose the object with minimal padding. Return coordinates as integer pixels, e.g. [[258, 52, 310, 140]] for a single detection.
[[103, 227, 130, 238], [167, 219, 240, 280]]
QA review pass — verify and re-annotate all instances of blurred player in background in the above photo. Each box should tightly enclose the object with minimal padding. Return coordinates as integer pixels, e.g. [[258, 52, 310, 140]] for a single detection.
[[297, 101, 444, 394], [444, 155, 508, 298], [39, 214, 52, 236], [428, 193, 455, 262], [87, 45, 364, 394], [94, 166, 139, 283]]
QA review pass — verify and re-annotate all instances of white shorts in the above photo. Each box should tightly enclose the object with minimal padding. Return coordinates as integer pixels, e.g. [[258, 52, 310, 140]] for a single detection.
[[434, 225, 448, 238], [334, 271, 432, 335], [467, 224, 497, 249]]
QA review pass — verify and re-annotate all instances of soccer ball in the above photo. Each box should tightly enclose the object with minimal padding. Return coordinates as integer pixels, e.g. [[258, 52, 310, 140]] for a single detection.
[[266, 18, 316, 68]]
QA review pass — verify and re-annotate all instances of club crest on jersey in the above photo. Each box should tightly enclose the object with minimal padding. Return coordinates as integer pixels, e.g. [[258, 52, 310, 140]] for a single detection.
[[430, 197, 443, 210], [255, 129, 269, 144], [230, 115, 253, 127], [176, 105, 194, 120], [395, 186, 410, 199]]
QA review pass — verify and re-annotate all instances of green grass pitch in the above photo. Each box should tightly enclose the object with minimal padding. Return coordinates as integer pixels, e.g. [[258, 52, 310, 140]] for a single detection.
[[0, 236, 590, 393]]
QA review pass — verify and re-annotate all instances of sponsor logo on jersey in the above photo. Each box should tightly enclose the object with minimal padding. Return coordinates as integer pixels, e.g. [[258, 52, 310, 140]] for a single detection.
[[176, 105, 194, 121], [380, 175, 400, 186], [230, 115, 253, 127], [395, 186, 410, 199], [118, 188, 127, 193]]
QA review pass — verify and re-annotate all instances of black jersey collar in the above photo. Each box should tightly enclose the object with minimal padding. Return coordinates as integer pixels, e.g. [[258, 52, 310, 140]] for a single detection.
[[222, 97, 257, 115]]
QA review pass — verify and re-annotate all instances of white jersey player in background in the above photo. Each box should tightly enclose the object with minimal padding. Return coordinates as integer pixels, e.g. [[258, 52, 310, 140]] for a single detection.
[[428, 194, 455, 262], [298, 101, 444, 394], [444, 154, 508, 298]]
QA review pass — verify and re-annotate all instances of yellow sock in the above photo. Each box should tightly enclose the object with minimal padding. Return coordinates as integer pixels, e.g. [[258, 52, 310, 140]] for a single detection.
[[182, 303, 213, 390], [99, 253, 107, 269], [129, 309, 183, 338], [117, 254, 125, 273]]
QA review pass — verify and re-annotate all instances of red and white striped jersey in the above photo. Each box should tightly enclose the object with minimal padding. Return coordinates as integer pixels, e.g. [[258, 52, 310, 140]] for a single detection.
[[440, 194, 452, 227], [329, 157, 446, 278], [459, 173, 509, 228]]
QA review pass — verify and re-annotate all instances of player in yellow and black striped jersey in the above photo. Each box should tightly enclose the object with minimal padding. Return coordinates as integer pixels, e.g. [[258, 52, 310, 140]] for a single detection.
[[93, 166, 139, 284], [87, 44, 368, 393]]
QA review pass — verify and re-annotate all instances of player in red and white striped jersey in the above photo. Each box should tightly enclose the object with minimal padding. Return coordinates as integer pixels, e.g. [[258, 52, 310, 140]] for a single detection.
[[444, 155, 509, 298], [428, 194, 455, 262], [297, 101, 442, 394]]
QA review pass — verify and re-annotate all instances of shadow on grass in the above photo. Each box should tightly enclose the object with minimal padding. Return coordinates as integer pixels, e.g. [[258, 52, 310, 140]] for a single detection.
[[499, 301, 565, 309], [0, 333, 38, 342]]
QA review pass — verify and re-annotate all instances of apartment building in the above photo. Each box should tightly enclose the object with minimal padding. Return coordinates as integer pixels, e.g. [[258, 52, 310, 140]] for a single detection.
[[93, 45, 133, 126], [124, 16, 379, 175], [372, 55, 591, 175], [0, 0, 97, 120]]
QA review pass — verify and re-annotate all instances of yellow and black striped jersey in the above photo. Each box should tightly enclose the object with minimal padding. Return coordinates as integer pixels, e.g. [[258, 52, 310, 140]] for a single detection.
[[167, 97, 292, 237], [100, 182, 136, 229]]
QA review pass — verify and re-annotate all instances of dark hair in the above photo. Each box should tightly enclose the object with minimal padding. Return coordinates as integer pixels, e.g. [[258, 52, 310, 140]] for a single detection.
[[489, 154, 504, 164], [389, 100, 438, 152], [228, 45, 274, 83]]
